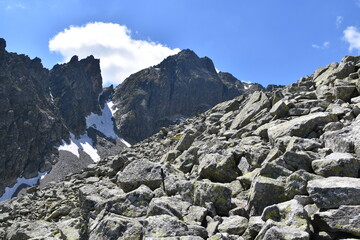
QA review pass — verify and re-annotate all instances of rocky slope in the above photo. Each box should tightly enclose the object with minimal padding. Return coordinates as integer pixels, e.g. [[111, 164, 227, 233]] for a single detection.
[[1, 55, 360, 239], [112, 49, 263, 144]]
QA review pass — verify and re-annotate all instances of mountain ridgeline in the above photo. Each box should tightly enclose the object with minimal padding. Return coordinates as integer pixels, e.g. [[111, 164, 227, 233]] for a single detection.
[[112, 49, 264, 143], [0, 38, 265, 199]]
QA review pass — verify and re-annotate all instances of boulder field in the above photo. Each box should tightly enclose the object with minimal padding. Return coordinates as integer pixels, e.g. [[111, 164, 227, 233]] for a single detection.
[[1, 55, 360, 239]]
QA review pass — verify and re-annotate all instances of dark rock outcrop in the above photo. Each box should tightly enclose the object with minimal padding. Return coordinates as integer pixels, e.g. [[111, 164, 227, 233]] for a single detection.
[[112, 49, 252, 143], [0, 38, 65, 196], [50, 55, 103, 137]]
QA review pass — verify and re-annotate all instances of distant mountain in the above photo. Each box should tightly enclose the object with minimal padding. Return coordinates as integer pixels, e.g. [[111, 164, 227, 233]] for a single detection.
[[112, 49, 264, 143]]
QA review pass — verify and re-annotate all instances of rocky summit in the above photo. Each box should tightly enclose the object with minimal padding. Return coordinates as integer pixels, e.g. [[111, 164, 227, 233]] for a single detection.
[[1, 52, 360, 240], [112, 49, 265, 144]]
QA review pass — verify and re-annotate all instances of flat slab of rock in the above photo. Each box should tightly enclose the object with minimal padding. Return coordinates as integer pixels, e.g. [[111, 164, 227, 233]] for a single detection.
[[307, 177, 360, 208], [268, 112, 336, 142], [312, 152, 359, 177], [313, 205, 360, 237], [116, 160, 163, 192]]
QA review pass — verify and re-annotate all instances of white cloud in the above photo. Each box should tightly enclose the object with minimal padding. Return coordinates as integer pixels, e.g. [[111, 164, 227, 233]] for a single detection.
[[311, 41, 330, 50], [343, 26, 360, 52], [49, 22, 180, 86], [336, 16, 343, 28], [6, 3, 25, 10]]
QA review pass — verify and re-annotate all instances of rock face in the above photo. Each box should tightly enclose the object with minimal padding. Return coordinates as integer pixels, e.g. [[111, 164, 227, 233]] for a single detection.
[[0, 38, 65, 196], [50, 55, 103, 136], [1, 44, 360, 239], [0, 38, 124, 199], [112, 49, 255, 143]]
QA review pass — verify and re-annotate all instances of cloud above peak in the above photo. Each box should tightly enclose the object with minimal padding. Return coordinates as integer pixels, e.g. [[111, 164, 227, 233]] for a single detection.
[[343, 26, 360, 52], [49, 22, 180, 86]]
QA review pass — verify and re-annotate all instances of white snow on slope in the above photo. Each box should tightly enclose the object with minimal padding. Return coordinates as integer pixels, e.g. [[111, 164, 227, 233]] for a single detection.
[[86, 101, 118, 139], [58, 133, 101, 162], [58, 99, 131, 162], [86, 100, 131, 147], [0, 171, 48, 201]]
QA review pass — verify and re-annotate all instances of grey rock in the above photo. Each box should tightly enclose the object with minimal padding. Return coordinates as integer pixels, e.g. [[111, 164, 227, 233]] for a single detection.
[[116, 159, 163, 192], [198, 153, 239, 183], [90, 213, 143, 240], [313, 205, 360, 237], [175, 133, 195, 152], [184, 206, 208, 225], [312, 152, 359, 177], [6, 220, 63, 239], [230, 91, 271, 130], [269, 99, 289, 118], [322, 119, 360, 158], [147, 196, 191, 219], [109, 185, 154, 217], [247, 176, 288, 216], [268, 112, 336, 142], [193, 181, 232, 216], [144, 214, 189, 237], [218, 215, 248, 235], [307, 177, 360, 208], [257, 200, 311, 240]]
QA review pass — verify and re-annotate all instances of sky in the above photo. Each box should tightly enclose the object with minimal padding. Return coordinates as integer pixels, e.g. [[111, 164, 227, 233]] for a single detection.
[[1, 0, 360, 87]]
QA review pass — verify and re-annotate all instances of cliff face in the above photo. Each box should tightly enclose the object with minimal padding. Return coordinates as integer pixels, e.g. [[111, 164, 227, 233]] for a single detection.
[[1, 55, 360, 239], [50, 55, 103, 137], [113, 49, 251, 144], [0, 38, 123, 198], [0, 39, 65, 196]]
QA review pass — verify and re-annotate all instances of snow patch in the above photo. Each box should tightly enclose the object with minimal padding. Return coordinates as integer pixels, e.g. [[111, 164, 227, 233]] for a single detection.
[[86, 101, 118, 139], [58, 133, 100, 162], [0, 171, 48, 201], [86, 100, 131, 147]]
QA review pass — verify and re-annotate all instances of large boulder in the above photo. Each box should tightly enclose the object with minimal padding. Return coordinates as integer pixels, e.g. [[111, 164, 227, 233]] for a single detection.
[[90, 213, 144, 240], [198, 153, 239, 183], [230, 91, 271, 130], [193, 181, 232, 216], [322, 119, 360, 158], [218, 215, 248, 235], [311, 152, 359, 177], [247, 176, 288, 216], [313, 205, 360, 237], [116, 159, 163, 192], [144, 214, 190, 237], [256, 200, 311, 240], [268, 112, 336, 143], [307, 177, 360, 208]]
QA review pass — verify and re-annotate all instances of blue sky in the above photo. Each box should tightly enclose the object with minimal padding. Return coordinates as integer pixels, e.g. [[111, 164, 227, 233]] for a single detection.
[[1, 0, 360, 87]]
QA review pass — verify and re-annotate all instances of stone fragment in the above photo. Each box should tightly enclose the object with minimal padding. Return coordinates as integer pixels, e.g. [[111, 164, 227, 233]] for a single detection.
[[247, 176, 287, 216], [116, 159, 163, 192], [198, 153, 239, 183], [144, 214, 189, 237], [269, 99, 289, 118], [268, 112, 336, 142], [230, 91, 271, 130], [307, 177, 360, 208], [313, 205, 360, 237], [193, 181, 232, 216], [218, 215, 248, 235], [312, 152, 359, 177], [90, 213, 143, 240], [175, 133, 195, 152]]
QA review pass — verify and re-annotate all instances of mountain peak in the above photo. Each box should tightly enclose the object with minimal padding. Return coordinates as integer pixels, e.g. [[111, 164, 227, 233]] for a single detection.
[[0, 38, 6, 51]]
